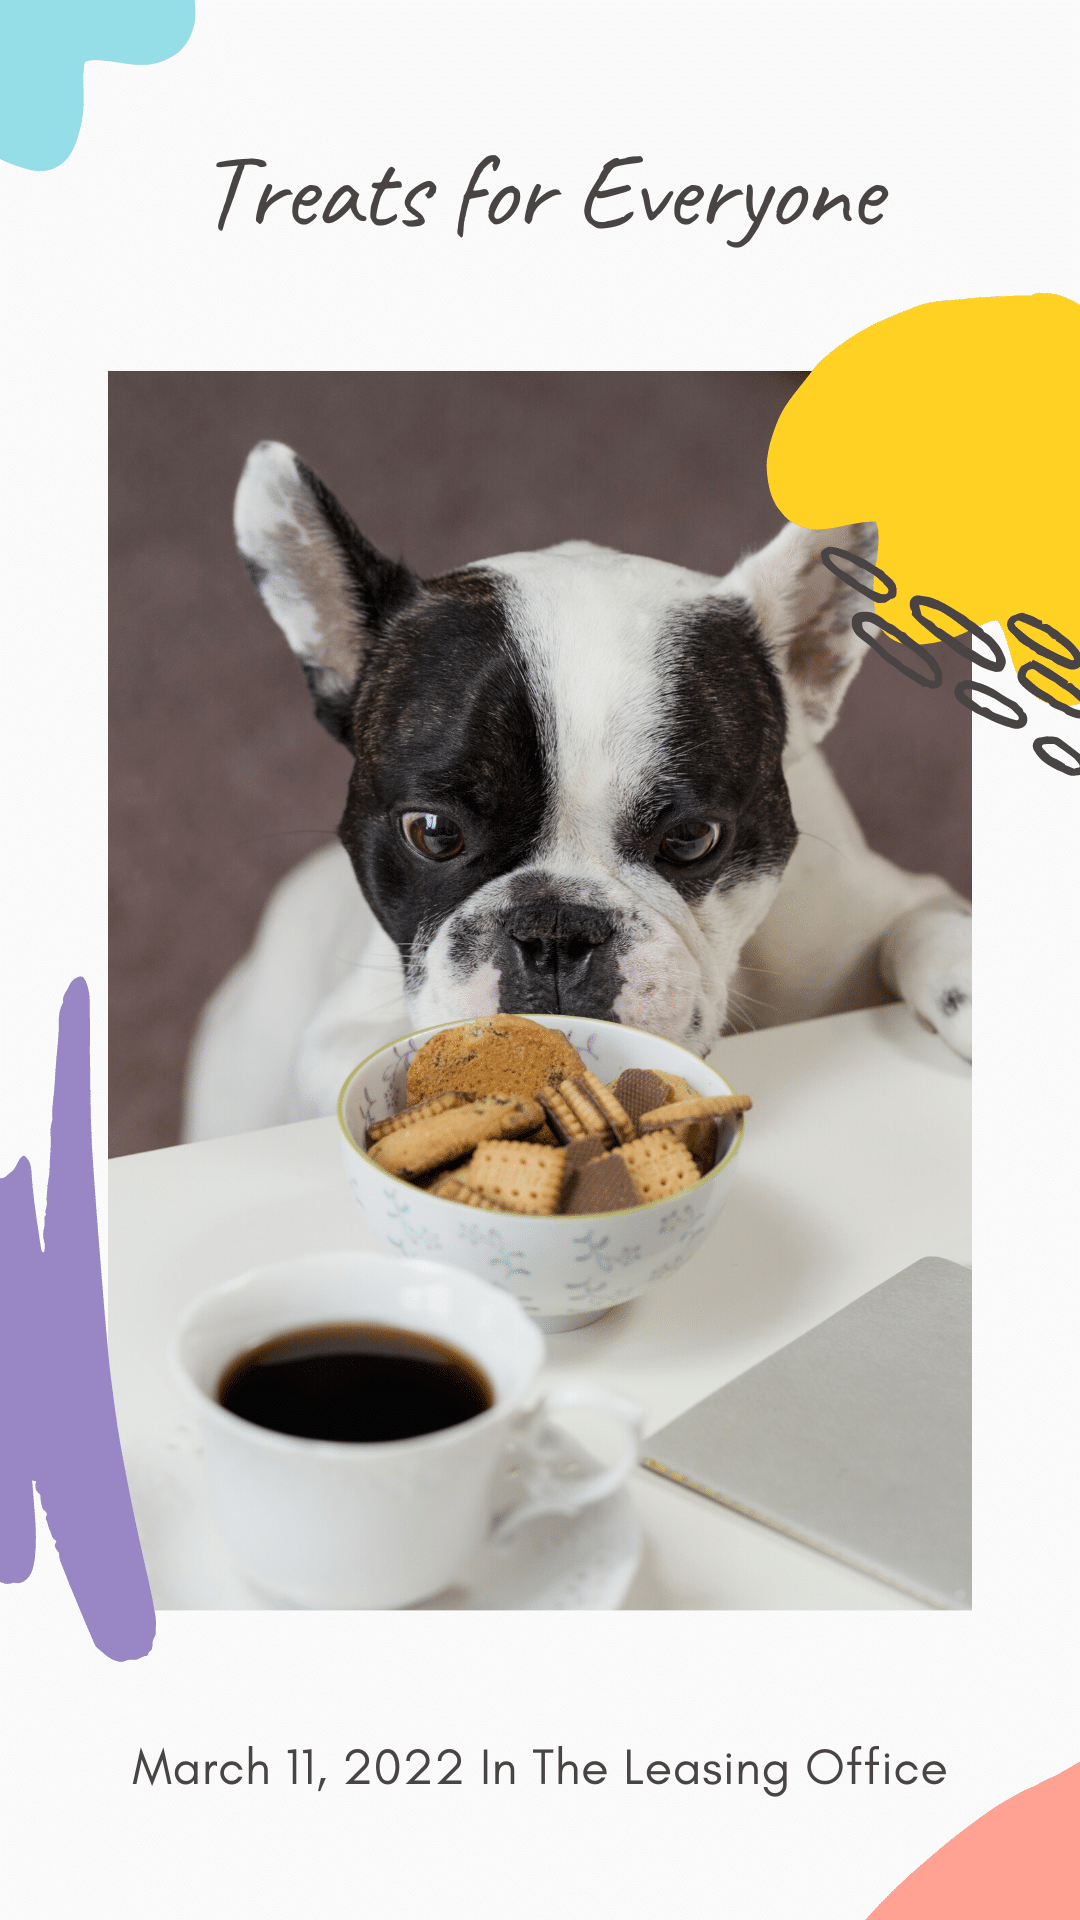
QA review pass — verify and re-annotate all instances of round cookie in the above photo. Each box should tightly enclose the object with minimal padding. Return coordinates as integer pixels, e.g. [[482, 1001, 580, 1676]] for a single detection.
[[406, 1015, 586, 1106]]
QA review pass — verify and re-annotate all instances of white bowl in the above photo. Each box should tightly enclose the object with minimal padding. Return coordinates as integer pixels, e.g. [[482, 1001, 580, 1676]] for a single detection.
[[338, 1015, 746, 1333]]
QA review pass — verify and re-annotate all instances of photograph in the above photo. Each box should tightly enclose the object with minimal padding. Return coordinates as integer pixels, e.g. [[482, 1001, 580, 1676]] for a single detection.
[[5, 3, 1077, 1914], [109, 371, 971, 1611]]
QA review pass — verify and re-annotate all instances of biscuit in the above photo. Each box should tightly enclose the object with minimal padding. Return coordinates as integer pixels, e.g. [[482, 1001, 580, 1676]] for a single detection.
[[369, 1093, 544, 1176], [564, 1152, 640, 1215], [557, 1076, 615, 1142], [658, 1072, 702, 1104], [562, 1135, 609, 1176], [560, 1133, 611, 1211], [574, 1068, 636, 1144], [410, 1166, 454, 1190], [609, 1067, 715, 1164], [638, 1092, 752, 1130], [685, 1120, 718, 1176], [366, 1089, 475, 1146], [429, 1174, 502, 1209], [640, 1073, 727, 1168], [610, 1068, 672, 1127], [465, 1140, 567, 1216], [614, 1132, 701, 1203], [537, 1086, 588, 1142], [406, 1016, 585, 1106]]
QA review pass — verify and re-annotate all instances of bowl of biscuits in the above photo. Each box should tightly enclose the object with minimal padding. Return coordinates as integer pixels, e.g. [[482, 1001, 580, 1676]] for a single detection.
[[338, 1013, 749, 1332]]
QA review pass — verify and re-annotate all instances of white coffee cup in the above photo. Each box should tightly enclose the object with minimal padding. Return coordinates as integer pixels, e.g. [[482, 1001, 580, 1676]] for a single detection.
[[170, 1250, 643, 1609]]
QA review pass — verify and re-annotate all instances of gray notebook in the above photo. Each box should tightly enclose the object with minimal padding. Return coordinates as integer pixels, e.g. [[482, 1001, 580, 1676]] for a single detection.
[[643, 1257, 971, 1608]]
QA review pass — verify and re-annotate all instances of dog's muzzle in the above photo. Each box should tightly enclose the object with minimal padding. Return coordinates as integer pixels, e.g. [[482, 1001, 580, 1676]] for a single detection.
[[493, 896, 622, 1018]]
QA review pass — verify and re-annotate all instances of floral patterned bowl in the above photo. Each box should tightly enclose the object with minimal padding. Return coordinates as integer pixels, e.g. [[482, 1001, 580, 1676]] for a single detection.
[[338, 1015, 746, 1333]]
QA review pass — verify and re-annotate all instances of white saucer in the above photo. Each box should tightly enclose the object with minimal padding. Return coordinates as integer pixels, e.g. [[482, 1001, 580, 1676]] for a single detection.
[[125, 1420, 642, 1612]]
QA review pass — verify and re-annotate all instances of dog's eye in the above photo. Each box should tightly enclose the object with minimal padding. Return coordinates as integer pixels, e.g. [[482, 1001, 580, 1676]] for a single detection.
[[401, 811, 466, 861], [660, 820, 721, 864]]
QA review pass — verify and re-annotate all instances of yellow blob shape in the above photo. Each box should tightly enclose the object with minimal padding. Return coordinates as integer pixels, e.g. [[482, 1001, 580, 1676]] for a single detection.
[[768, 295, 1080, 703]]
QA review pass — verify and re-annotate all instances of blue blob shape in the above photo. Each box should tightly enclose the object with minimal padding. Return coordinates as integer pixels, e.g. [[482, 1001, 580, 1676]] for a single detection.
[[0, 0, 195, 172]]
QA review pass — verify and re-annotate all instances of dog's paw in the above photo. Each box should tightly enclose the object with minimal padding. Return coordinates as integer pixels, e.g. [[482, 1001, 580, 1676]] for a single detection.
[[880, 898, 972, 1062]]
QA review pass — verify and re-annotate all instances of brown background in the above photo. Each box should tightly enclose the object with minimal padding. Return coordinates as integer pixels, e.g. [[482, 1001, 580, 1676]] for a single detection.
[[110, 372, 971, 1158]]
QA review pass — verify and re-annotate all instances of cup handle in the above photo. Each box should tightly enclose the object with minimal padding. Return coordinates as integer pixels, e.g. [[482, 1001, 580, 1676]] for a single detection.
[[490, 1383, 644, 1544]]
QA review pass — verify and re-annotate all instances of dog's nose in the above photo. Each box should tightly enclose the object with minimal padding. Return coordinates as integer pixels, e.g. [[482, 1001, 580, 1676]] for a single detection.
[[498, 901, 621, 1016]]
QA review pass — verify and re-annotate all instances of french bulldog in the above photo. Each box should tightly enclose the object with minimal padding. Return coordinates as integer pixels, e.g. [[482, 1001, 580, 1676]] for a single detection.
[[183, 441, 971, 1139]]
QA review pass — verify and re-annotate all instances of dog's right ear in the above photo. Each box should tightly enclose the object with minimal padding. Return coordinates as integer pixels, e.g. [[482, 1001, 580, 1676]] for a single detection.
[[233, 441, 419, 745], [729, 519, 880, 758]]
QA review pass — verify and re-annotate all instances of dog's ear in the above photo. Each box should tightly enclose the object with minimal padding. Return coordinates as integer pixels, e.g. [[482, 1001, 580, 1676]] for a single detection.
[[233, 441, 419, 745], [732, 521, 879, 754]]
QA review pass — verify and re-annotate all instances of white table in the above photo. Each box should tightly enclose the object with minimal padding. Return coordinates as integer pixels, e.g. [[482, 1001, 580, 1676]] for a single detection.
[[109, 1003, 970, 1610]]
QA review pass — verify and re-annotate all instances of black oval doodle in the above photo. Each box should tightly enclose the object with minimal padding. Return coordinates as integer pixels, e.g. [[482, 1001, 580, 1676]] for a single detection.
[[821, 548, 897, 603], [851, 611, 943, 687], [1033, 735, 1080, 775], [1018, 659, 1080, 716], [911, 597, 1005, 670], [954, 681, 1027, 727], [1008, 614, 1080, 671]]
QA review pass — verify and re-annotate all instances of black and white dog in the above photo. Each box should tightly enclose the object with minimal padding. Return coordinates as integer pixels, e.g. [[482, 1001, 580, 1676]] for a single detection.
[[183, 442, 971, 1139]]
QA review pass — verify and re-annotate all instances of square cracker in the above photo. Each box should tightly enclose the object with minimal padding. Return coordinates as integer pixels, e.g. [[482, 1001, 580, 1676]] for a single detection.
[[466, 1140, 567, 1216], [615, 1132, 701, 1203]]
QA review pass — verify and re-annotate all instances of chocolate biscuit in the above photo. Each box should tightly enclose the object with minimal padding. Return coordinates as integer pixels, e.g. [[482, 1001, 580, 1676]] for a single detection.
[[563, 1152, 640, 1215]]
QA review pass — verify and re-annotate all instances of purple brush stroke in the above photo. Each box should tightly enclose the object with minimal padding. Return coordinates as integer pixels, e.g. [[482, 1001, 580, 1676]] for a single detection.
[[0, 1157, 39, 1581], [0, 979, 155, 1659]]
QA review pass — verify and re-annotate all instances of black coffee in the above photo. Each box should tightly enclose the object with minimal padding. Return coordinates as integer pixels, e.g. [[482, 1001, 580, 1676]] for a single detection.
[[218, 1322, 494, 1443]]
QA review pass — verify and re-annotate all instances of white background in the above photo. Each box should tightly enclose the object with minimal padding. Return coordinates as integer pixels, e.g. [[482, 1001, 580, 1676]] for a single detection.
[[1, 3, 1077, 1914]]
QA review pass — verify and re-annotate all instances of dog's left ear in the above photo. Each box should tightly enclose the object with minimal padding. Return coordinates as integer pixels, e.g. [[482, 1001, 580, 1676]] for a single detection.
[[234, 441, 419, 744], [732, 521, 879, 754]]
